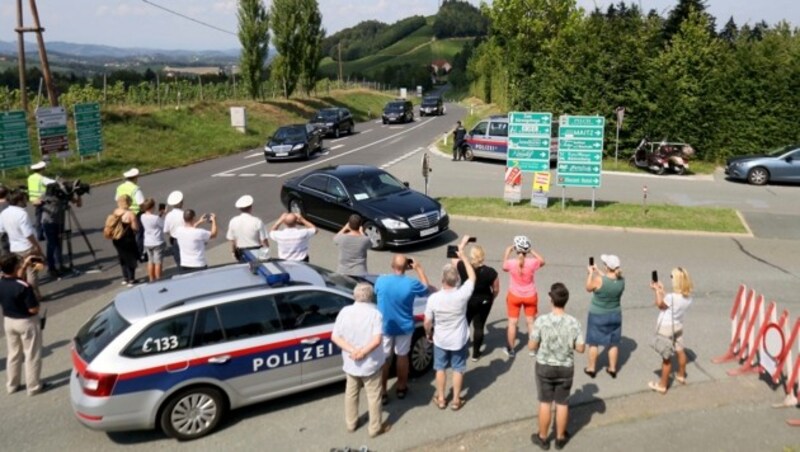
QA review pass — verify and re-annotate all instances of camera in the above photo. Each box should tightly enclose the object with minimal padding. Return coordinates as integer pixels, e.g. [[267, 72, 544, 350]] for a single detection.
[[446, 245, 459, 258], [405, 258, 414, 270], [45, 178, 91, 201]]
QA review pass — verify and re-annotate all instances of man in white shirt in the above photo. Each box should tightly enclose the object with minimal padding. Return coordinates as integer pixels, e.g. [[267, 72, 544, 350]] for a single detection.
[[0, 191, 44, 300], [162, 191, 184, 268], [226, 195, 269, 262], [331, 283, 390, 438], [173, 209, 217, 273], [269, 213, 317, 261], [424, 241, 475, 411]]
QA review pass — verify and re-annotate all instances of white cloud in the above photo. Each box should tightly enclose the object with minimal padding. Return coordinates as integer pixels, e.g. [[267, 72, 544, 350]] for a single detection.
[[212, 0, 237, 14]]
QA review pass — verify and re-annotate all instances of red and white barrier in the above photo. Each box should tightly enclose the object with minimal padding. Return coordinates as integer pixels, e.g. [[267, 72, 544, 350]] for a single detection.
[[712, 284, 799, 426]]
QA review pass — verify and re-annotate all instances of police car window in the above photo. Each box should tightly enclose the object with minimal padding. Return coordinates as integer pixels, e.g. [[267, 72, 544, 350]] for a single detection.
[[217, 296, 282, 340], [125, 313, 195, 357], [276, 290, 352, 329], [193, 307, 224, 347], [471, 121, 488, 136], [300, 175, 328, 192], [489, 122, 508, 137]]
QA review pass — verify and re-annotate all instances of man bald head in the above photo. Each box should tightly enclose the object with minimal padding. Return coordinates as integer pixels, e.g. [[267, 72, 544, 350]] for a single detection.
[[284, 213, 298, 227], [391, 254, 408, 273]]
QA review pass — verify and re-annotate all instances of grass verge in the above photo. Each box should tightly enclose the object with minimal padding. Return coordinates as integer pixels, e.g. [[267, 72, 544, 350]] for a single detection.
[[0, 89, 394, 187], [440, 197, 747, 234]]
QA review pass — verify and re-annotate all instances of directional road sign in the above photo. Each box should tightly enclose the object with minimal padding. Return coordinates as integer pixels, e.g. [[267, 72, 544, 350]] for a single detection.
[[74, 103, 104, 156], [507, 111, 552, 174], [556, 115, 605, 188], [0, 110, 32, 170], [35, 106, 69, 158]]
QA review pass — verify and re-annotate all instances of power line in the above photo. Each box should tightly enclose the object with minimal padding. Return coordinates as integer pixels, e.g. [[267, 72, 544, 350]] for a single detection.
[[140, 0, 237, 36]]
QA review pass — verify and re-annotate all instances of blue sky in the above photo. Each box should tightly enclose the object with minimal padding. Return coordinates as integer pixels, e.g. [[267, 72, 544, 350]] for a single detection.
[[1, 0, 797, 51]]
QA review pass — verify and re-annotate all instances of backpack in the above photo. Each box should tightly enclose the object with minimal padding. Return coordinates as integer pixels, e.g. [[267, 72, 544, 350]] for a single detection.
[[103, 212, 126, 240]]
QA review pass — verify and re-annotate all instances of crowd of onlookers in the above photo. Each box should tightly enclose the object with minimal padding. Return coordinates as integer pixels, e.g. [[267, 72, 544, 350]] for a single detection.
[[0, 164, 695, 449]]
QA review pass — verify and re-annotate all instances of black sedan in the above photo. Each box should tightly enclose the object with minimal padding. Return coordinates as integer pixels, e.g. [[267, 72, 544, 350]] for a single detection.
[[264, 124, 323, 162], [280, 165, 449, 249], [309, 108, 355, 138]]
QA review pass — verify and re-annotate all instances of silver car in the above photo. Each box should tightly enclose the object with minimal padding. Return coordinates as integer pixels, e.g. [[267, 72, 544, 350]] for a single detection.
[[70, 258, 432, 440]]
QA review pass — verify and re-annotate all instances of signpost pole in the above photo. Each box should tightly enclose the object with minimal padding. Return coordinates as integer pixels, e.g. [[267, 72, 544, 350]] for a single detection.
[[561, 187, 566, 210], [615, 120, 620, 165], [592, 188, 596, 212]]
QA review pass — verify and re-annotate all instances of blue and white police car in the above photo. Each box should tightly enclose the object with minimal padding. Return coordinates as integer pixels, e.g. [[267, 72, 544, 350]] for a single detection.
[[70, 255, 432, 440]]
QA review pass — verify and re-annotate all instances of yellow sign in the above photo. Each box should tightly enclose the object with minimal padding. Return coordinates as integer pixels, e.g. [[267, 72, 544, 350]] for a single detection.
[[532, 171, 551, 193]]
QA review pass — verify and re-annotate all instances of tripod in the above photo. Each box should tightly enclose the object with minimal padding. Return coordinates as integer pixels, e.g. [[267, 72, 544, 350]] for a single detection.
[[61, 203, 102, 273]]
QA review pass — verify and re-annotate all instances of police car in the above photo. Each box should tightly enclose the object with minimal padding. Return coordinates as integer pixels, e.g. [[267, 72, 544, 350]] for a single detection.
[[463, 115, 558, 162], [70, 254, 432, 440]]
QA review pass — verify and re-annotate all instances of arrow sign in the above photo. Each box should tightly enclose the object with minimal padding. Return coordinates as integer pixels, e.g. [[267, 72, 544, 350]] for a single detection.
[[559, 127, 603, 138], [559, 116, 605, 127]]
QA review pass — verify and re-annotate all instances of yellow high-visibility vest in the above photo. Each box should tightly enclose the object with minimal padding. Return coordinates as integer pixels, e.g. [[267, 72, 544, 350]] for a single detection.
[[115, 181, 141, 213], [27, 173, 46, 202]]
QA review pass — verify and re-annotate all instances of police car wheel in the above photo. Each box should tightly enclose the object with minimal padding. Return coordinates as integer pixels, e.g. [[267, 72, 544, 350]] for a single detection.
[[409, 329, 433, 378], [160, 387, 225, 441], [463, 146, 475, 161]]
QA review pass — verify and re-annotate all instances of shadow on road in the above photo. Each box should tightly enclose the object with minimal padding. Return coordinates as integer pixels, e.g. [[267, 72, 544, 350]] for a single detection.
[[568, 383, 606, 438], [591, 336, 638, 375]]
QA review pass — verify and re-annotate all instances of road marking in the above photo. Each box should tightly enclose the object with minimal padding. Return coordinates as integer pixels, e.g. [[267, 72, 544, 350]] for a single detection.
[[274, 119, 433, 179], [330, 138, 347, 143], [331, 144, 344, 150], [244, 152, 262, 159], [217, 173, 236, 177], [260, 174, 279, 177], [361, 129, 373, 134], [239, 173, 256, 177], [213, 159, 265, 176], [374, 120, 382, 124], [380, 147, 424, 170], [386, 137, 404, 146]]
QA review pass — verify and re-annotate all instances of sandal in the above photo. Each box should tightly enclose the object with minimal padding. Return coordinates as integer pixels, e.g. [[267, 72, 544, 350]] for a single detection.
[[450, 398, 466, 411], [583, 368, 597, 379], [675, 375, 687, 385], [648, 381, 667, 394], [432, 395, 447, 410], [396, 388, 408, 400], [606, 368, 617, 379]]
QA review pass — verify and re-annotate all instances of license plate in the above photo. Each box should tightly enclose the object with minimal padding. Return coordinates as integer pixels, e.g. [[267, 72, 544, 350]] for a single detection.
[[420, 226, 439, 237], [276, 152, 288, 157]]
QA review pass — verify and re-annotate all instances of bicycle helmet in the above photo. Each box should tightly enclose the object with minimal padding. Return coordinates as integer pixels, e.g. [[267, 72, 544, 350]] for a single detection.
[[513, 235, 531, 253]]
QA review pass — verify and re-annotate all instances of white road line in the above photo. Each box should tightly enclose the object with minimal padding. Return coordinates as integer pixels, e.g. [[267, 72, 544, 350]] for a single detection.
[[380, 147, 424, 169], [217, 173, 236, 177], [374, 120, 382, 124], [331, 144, 344, 150], [260, 174, 279, 177], [386, 137, 404, 146], [213, 159, 265, 176], [329, 138, 347, 143], [275, 119, 433, 179], [239, 173, 256, 177], [244, 152, 262, 159], [361, 129, 373, 134]]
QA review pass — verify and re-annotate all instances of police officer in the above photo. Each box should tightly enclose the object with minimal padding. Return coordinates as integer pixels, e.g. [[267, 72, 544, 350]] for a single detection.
[[27, 162, 54, 241], [115, 168, 145, 261], [452, 121, 467, 161]]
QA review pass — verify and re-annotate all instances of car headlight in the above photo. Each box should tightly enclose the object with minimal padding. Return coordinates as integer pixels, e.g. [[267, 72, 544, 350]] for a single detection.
[[292, 144, 305, 151], [381, 218, 409, 229], [264, 146, 272, 152], [440, 207, 447, 218]]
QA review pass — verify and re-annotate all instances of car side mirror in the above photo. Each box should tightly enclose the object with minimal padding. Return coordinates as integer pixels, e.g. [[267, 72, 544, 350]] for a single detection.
[[787, 156, 794, 163], [403, 181, 410, 188]]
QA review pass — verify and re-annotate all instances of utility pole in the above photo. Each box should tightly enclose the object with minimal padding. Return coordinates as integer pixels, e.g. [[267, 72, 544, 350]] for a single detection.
[[338, 42, 343, 86], [15, 0, 27, 111], [14, 0, 59, 108]]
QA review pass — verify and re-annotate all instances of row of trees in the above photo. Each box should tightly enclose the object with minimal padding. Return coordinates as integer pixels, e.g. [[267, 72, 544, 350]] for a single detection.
[[320, 16, 427, 62], [237, 0, 324, 99], [468, 0, 800, 161], [432, 0, 489, 39]]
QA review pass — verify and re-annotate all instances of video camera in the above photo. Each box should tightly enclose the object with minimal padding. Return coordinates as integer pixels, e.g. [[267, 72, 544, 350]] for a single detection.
[[45, 178, 91, 201]]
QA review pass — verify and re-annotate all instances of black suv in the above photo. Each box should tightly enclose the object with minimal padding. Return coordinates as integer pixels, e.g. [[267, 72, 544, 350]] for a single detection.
[[419, 96, 444, 116], [309, 108, 355, 138], [382, 100, 414, 124]]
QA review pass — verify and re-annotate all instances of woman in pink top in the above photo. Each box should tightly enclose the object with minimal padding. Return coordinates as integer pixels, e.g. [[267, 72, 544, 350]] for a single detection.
[[502, 236, 546, 358]]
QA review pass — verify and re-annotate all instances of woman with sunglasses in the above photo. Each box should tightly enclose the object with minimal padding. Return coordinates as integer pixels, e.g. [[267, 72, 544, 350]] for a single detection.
[[648, 267, 694, 394]]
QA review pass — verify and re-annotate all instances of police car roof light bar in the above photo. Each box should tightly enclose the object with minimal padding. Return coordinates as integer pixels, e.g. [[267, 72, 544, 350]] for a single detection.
[[242, 250, 291, 287]]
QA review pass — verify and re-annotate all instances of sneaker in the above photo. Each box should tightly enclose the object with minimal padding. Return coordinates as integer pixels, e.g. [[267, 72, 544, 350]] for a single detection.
[[471, 351, 481, 362], [504, 347, 516, 358], [121, 280, 129, 286], [554, 432, 571, 450], [28, 382, 51, 396], [531, 433, 551, 450]]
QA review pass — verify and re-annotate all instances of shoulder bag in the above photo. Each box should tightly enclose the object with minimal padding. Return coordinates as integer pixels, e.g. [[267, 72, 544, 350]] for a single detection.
[[650, 294, 676, 360]]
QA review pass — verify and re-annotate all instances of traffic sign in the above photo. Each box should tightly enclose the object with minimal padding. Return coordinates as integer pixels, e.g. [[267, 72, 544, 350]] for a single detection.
[[0, 110, 32, 170], [35, 107, 70, 159], [556, 115, 605, 188], [507, 111, 552, 175], [74, 103, 104, 156]]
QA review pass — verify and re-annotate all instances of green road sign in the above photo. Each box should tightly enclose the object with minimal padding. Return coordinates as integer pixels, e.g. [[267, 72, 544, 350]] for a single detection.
[[557, 175, 600, 187], [558, 138, 603, 151], [559, 116, 605, 127], [74, 103, 103, 156], [508, 149, 549, 160], [507, 159, 550, 172], [0, 119, 27, 132], [509, 137, 550, 148], [0, 111, 26, 121], [77, 127, 102, 140], [509, 112, 551, 125], [74, 112, 101, 123], [558, 151, 602, 163], [74, 103, 100, 114], [559, 126, 603, 138], [558, 163, 601, 174], [0, 140, 31, 152], [38, 125, 67, 138], [508, 123, 552, 136], [0, 110, 31, 170], [0, 130, 29, 141]]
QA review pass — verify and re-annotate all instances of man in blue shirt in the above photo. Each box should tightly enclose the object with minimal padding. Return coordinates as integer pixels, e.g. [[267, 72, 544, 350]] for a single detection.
[[374, 254, 432, 404]]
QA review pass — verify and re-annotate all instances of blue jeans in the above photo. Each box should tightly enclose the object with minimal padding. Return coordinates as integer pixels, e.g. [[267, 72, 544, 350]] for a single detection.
[[433, 344, 468, 373], [42, 223, 63, 271]]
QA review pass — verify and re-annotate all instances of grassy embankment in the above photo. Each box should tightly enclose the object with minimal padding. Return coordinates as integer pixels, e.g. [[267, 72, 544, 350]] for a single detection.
[[0, 89, 394, 187]]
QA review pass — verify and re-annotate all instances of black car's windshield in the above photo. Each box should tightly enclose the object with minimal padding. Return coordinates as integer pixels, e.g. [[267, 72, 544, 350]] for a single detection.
[[305, 263, 359, 293], [313, 110, 338, 121], [422, 97, 439, 106], [767, 145, 797, 157], [273, 126, 307, 142], [74, 302, 130, 362], [385, 103, 405, 112], [344, 171, 407, 200]]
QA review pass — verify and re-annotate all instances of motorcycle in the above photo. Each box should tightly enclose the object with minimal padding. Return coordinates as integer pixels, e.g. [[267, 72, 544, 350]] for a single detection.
[[630, 138, 695, 175]]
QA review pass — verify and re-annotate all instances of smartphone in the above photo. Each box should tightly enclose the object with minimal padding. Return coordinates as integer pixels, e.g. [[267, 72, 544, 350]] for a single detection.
[[589, 256, 594, 266], [405, 258, 414, 270], [652, 270, 658, 283], [202, 214, 211, 222], [467, 237, 477, 243], [158, 203, 166, 211], [446, 245, 459, 258]]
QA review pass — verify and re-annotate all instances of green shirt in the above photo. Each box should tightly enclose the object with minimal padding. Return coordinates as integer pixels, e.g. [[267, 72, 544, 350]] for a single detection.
[[589, 275, 625, 314], [531, 312, 584, 367]]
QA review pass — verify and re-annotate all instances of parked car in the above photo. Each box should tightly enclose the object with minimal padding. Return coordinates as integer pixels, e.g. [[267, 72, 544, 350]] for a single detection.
[[462, 115, 558, 163], [725, 144, 800, 185], [309, 107, 354, 138], [382, 100, 414, 124], [264, 124, 323, 162], [70, 256, 433, 440], [280, 165, 449, 249], [419, 96, 444, 116]]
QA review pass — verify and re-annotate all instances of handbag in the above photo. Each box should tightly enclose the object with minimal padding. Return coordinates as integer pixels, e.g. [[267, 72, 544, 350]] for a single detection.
[[650, 294, 676, 360]]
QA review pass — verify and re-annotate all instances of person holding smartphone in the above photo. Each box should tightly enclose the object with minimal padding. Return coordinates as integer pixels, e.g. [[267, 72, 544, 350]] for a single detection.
[[173, 209, 217, 273], [139, 198, 166, 281], [584, 254, 625, 379], [648, 267, 694, 394], [502, 236, 546, 358]]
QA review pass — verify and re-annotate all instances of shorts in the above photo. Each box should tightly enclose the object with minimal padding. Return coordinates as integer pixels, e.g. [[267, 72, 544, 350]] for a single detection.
[[535, 363, 574, 404], [433, 344, 468, 373], [382, 334, 412, 356], [145, 244, 165, 265], [657, 325, 685, 352], [507, 292, 538, 319]]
